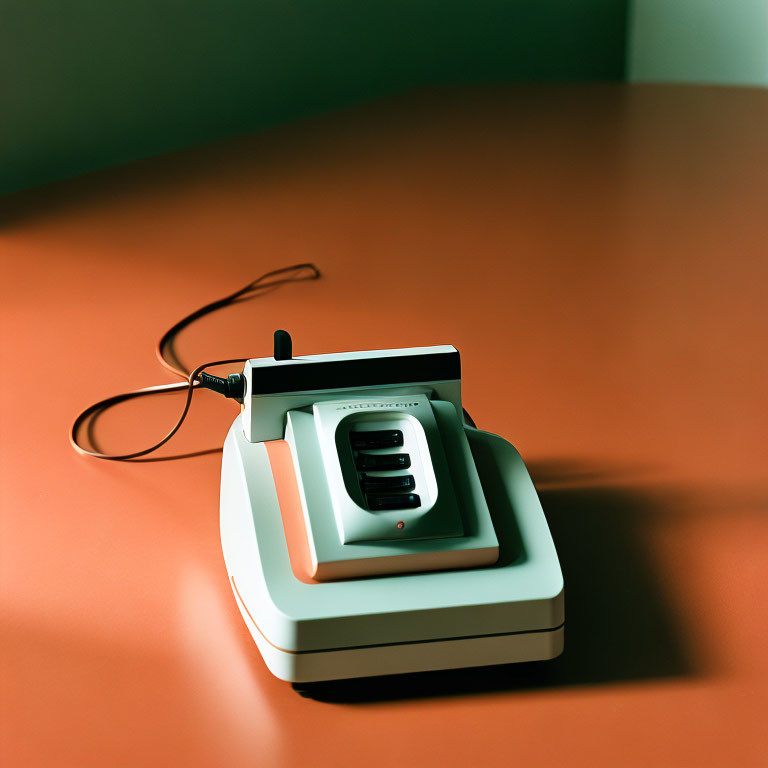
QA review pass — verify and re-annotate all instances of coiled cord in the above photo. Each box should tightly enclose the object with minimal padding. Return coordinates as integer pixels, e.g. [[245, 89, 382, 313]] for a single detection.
[[69, 263, 321, 460]]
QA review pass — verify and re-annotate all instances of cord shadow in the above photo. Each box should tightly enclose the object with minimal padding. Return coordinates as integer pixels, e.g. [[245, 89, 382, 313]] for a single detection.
[[293, 469, 702, 703]]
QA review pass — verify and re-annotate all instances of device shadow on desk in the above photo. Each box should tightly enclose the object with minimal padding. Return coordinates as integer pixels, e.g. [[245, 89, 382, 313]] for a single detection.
[[296, 464, 703, 703]]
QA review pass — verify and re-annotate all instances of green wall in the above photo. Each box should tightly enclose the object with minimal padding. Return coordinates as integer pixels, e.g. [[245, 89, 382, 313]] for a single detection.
[[629, 0, 768, 87], [1, 1, 628, 196]]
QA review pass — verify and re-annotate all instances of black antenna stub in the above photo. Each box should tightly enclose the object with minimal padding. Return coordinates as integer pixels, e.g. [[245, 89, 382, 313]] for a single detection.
[[274, 330, 292, 360]]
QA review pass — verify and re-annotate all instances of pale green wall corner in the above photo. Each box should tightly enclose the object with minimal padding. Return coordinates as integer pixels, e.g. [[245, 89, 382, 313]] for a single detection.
[[628, 0, 768, 87]]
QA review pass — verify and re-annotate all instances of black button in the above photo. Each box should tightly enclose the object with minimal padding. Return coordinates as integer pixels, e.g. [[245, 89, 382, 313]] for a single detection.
[[366, 493, 421, 511], [350, 430, 403, 450], [361, 474, 415, 493], [355, 453, 411, 471]]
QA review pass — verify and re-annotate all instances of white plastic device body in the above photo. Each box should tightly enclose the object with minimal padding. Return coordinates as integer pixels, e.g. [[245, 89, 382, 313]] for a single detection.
[[220, 344, 564, 682]]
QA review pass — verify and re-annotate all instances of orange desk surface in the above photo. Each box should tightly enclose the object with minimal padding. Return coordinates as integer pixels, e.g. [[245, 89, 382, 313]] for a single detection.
[[2, 85, 767, 767]]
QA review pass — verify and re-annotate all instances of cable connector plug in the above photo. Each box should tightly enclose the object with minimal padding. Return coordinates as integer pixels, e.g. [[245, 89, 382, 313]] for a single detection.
[[197, 372, 246, 403]]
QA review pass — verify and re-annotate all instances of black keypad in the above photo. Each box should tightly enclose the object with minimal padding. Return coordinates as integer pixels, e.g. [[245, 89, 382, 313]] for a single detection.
[[350, 428, 418, 511]]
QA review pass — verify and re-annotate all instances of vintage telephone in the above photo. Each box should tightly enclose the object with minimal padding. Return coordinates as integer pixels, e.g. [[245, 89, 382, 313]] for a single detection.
[[71, 265, 564, 683]]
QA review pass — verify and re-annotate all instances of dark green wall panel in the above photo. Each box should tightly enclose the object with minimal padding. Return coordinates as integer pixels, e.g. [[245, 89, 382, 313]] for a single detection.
[[1, 1, 627, 195]]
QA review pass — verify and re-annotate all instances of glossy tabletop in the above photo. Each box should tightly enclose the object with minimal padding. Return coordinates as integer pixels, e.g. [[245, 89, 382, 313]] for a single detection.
[[2, 84, 767, 767]]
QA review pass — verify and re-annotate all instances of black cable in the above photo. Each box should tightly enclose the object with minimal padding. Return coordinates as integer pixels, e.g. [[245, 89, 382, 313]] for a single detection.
[[70, 263, 321, 460]]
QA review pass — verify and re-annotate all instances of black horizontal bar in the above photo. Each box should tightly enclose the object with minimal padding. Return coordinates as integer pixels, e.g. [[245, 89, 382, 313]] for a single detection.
[[355, 453, 411, 471], [361, 474, 415, 493], [250, 351, 459, 395], [350, 430, 403, 450], [366, 493, 421, 511]]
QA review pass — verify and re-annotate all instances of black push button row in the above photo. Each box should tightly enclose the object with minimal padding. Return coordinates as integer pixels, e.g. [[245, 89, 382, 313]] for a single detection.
[[366, 493, 421, 511], [355, 452, 411, 471], [361, 474, 415, 493], [350, 430, 403, 450]]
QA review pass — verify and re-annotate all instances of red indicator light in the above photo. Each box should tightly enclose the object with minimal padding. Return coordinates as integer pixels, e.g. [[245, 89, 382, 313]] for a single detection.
[[397, 521, 405, 529]]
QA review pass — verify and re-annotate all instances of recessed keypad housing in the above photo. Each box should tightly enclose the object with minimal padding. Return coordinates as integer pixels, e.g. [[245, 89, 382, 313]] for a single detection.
[[312, 396, 464, 544]]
